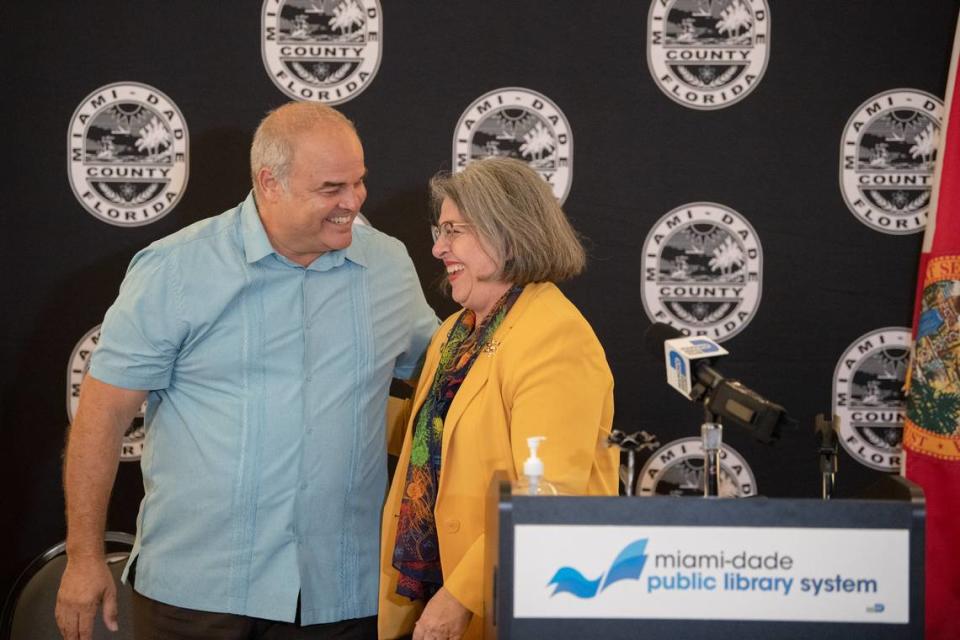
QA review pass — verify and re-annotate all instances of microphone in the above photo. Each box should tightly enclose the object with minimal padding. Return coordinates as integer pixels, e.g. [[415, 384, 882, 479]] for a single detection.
[[646, 323, 729, 399], [644, 322, 792, 444]]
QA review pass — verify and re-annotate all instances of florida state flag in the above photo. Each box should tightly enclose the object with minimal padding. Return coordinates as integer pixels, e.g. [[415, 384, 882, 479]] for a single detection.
[[903, 17, 960, 640]]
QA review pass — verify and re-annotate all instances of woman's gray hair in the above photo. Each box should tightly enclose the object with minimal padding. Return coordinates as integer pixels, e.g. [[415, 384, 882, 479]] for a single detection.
[[430, 157, 586, 284], [250, 102, 356, 194]]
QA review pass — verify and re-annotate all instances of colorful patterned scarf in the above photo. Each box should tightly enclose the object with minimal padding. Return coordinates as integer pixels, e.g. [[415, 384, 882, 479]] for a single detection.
[[392, 285, 523, 601]]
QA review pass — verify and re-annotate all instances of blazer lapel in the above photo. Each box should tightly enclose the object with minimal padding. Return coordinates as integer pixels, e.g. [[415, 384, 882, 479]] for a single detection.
[[438, 283, 546, 464], [440, 350, 493, 450]]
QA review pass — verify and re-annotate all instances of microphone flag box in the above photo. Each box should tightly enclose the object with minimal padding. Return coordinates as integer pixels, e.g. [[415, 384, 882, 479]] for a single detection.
[[664, 336, 728, 399]]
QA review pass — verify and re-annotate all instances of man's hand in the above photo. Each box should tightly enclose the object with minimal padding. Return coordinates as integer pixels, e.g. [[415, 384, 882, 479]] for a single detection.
[[412, 587, 472, 640], [57, 376, 144, 639], [55, 554, 119, 639]]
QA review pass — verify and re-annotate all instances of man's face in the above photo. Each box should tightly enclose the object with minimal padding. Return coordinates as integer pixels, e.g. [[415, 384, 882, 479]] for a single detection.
[[259, 124, 367, 265]]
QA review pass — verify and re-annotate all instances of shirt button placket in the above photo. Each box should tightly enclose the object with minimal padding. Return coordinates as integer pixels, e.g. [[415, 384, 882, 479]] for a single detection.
[[298, 271, 311, 543], [303, 270, 311, 382]]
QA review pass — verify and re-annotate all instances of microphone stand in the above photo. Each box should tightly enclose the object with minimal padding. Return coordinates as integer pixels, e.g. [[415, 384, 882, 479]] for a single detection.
[[815, 414, 838, 500], [607, 430, 660, 496], [688, 378, 723, 498], [701, 408, 722, 498]]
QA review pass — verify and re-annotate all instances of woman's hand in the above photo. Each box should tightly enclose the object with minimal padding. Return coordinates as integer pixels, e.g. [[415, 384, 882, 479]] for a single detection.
[[412, 587, 473, 640]]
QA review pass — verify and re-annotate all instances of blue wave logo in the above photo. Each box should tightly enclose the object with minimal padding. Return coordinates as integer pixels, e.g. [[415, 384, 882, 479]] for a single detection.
[[547, 539, 648, 598]]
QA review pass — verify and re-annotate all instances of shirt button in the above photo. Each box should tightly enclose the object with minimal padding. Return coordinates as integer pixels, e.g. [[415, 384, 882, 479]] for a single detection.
[[445, 518, 461, 533], [305, 375, 313, 382], [300, 482, 308, 490]]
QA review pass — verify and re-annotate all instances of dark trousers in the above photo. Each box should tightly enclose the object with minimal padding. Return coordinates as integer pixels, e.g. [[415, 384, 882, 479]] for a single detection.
[[131, 589, 377, 640]]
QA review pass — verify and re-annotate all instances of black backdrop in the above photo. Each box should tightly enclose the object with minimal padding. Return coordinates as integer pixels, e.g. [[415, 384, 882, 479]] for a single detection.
[[3, 0, 959, 606]]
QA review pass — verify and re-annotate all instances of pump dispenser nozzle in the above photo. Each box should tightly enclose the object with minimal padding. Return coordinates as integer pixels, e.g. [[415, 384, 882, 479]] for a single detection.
[[524, 436, 546, 477], [521, 436, 548, 496]]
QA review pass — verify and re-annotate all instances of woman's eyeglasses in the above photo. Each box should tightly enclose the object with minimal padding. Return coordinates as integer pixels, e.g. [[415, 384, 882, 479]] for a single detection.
[[430, 221, 473, 243]]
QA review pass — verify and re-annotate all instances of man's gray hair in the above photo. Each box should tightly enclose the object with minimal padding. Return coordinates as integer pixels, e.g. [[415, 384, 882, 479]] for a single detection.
[[430, 157, 586, 284], [250, 102, 356, 194]]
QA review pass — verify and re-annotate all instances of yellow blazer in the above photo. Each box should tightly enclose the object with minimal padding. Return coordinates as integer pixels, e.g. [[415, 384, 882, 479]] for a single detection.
[[378, 282, 618, 639]]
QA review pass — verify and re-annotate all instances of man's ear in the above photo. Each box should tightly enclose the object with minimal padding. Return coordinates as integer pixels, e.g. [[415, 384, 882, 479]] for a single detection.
[[256, 167, 282, 202]]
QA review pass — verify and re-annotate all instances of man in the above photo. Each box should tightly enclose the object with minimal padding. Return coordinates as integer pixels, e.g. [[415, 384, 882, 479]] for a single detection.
[[55, 102, 438, 639]]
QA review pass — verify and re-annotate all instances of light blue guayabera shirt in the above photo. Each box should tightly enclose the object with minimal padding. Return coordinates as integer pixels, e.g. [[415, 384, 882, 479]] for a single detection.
[[90, 193, 437, 624]]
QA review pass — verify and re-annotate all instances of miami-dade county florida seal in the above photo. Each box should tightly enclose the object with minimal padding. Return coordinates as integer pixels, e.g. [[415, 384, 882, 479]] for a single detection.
[[637, 437, 756, 497], [261, 0, 382, 104], [832, 327, 911, 471], [641, 202, 762, 342], [453, 87, 573, 203], [68, 82, 188, 227], [67, 325, 145, 462], [647, 0, 770, 110], [839, 89, 943, 235]]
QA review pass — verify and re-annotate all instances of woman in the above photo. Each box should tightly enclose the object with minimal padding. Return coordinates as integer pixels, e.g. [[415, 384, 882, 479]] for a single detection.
[[379, 157, 618, 640]]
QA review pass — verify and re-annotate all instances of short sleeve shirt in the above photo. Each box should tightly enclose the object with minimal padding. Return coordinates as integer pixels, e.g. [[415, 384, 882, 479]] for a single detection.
[[90, 192, 438, 623]]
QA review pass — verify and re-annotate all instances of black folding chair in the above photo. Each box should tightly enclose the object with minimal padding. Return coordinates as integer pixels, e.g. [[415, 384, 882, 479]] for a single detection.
[[1, 531, 136, 640]]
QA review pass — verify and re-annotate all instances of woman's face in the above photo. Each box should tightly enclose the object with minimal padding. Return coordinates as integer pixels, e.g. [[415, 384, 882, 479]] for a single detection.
[[432, 198, 511, 322]]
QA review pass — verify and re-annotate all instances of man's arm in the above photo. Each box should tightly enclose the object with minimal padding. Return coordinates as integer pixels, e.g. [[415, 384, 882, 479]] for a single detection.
[[55, 376, 147, 640]]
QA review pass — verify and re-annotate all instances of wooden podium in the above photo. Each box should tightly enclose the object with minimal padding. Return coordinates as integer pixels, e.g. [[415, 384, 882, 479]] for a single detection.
[[483, 473, 924, 639]]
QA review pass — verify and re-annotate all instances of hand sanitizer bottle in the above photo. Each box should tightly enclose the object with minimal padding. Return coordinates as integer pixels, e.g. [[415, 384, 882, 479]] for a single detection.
[[513, 436, 559, 496]]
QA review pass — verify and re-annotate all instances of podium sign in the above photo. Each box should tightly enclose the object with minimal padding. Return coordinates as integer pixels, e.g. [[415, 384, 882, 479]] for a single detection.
[[484, 475, 924, 639], [514, 525, 908, 622]]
